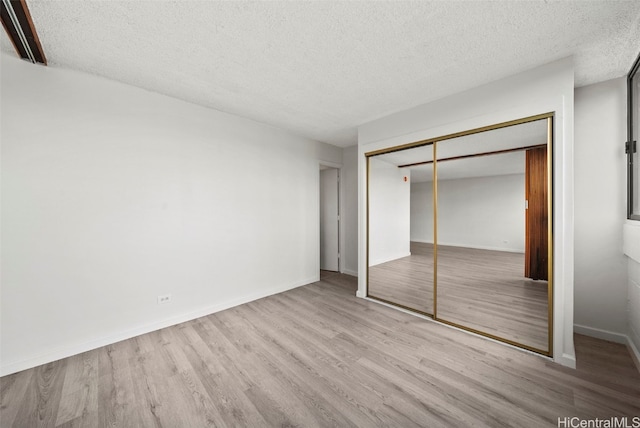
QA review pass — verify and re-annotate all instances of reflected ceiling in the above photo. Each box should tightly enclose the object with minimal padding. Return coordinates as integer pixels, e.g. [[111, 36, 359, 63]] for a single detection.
[[411, 151, 525, 183], [375, 119, 544, 182]]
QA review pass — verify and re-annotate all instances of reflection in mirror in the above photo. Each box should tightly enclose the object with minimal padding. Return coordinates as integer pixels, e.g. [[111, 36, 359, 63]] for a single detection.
[[435, 119, 550, 352], [368, 145, 434, 315]]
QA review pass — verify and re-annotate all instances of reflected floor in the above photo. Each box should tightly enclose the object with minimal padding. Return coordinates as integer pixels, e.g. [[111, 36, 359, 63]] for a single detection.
[[368, 242, 549, 352], [368, 242, 435, 314]]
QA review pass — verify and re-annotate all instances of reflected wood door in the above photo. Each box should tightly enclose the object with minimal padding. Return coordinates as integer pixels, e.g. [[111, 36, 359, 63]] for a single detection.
[[525, 146, 548, 280]]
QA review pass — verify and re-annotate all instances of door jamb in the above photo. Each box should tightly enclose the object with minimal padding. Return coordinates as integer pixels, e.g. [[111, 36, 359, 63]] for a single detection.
[[319, 161, 344, 274]]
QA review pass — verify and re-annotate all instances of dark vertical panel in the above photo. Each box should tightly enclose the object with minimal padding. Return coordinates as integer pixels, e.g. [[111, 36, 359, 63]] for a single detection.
[[0, 3, 28, 58], [1, 0, 47, 64], [525, 146, 548, 281]]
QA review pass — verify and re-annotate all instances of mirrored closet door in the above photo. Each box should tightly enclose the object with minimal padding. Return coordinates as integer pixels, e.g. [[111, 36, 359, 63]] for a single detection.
[[434, 118, 551, 354], [368, 144, 435, 315], [366, 114, 553, 356]]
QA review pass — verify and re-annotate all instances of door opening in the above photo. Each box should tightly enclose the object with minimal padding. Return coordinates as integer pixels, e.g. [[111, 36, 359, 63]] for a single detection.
[[320, 166, 340, 272]]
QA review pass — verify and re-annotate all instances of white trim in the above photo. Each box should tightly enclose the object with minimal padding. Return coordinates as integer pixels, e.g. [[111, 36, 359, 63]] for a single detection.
[[439, 243, 523, 254], [411, 239, 524, 254], [556, 353, 577, 369], [318, 160, 343, 169], [573, 324, 628, 344], [574, 324, 640, 373], [319, 160, 344, 274], [369, 252, 412, 267], [342, 268, 358, 277], [623, 222, 640, 263], [0, 276, 317, 377]]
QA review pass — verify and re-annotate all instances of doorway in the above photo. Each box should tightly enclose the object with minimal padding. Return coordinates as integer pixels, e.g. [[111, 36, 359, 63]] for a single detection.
[[320, 166, 340, 272]]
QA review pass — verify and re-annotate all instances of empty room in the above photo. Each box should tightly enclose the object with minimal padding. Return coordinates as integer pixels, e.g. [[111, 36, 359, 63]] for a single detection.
[[1, 1, 640, 427]]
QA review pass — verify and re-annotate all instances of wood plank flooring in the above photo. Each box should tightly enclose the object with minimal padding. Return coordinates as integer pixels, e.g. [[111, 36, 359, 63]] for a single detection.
[[369, 242, 548, 352], [2, 271, 639, 427]]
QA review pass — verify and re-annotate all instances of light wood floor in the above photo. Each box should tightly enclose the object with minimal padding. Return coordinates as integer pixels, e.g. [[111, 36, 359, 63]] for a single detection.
[[369, 242, 548, 352], [1, 271, 638, 427]]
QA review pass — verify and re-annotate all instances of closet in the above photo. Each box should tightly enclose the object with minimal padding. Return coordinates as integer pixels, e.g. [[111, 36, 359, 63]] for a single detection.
[[367, 114, 553, 355]]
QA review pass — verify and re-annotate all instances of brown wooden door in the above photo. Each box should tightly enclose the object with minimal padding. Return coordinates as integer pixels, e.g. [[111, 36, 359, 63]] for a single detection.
[[525, 147, 548, 281]]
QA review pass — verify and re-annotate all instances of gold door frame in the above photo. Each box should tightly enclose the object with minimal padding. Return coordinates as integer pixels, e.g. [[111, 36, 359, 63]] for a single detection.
[[365, 112, 554, 357]]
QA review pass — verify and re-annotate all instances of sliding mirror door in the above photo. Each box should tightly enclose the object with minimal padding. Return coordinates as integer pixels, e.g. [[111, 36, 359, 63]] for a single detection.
[[366, 114, 553, 355], [435, 117, 552, 354], [368, 144, 435, 315]]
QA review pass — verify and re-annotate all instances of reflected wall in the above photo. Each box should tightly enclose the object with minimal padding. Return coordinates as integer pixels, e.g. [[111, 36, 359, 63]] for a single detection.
[[368, 145, 434, 315]]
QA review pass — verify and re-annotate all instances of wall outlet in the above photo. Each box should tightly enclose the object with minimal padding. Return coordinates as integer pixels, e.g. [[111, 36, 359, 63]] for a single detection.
[[157, 294, 172, 305]]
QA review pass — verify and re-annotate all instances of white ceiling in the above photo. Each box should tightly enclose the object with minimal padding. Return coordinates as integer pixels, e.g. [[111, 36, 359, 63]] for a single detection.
[[3, 1, 639, 147]]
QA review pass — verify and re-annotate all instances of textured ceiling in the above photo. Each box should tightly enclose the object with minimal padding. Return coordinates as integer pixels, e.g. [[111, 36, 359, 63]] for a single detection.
[[3, 1, 640, 147]]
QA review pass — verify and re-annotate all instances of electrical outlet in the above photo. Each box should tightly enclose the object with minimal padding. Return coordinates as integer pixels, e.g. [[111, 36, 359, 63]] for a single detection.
[[157, 294, 172, 305]]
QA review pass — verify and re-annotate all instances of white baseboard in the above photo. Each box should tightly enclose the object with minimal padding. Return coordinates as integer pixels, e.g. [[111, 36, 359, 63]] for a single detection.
[[441, 242, 524, 253], [342, 268, 358, 277], [574, 323, 640, 373], [411, 239, 523, 254], [370, 252, 411, 267], [573, 324, 628, 344], [0, 276, 317, 377], [555, 353, 577, 369]]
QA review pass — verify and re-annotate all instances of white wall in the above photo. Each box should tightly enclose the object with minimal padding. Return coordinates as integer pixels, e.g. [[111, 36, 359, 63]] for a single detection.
[[342, 145, 359, 276], [410, 181, 434, 244], [574, 77, 629, 339], [624, 222, 640, 365], [0, 54, 342, 376], [411, 175, 525, 252], [358, 58, 575, 367], [368, 157, 411, 266]]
